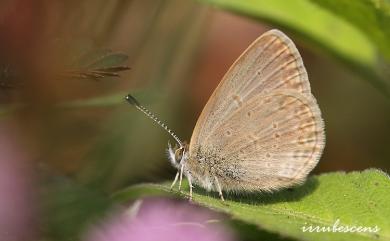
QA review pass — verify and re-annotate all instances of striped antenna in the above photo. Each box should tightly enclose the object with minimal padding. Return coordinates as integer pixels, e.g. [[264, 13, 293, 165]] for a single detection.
[[125, 94, 183, 148]]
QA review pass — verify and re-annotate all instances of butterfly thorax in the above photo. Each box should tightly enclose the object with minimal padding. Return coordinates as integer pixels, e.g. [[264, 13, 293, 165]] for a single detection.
[[184, 146, 247, 191]]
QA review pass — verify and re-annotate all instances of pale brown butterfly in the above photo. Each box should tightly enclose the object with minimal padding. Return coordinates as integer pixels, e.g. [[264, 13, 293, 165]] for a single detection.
[[126, 29, 325, 201]]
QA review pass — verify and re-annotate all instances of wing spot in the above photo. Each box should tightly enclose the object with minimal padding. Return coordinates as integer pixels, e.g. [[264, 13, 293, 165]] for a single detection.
[[247, 111, 252, 117], [232, 95, 243, 107], [274, 133, 280, 138], [307, 131, 316, 138], [226, 130, 232, 136], [300, 123, 315, 131], [293, 151, 301, 158], [295, 106, 307, 114], [279, 99, 286, 107], [314, 130, 323, 136], [272, 122, 278, 129], [306, 118, 314, 123], [293, 150, 311, 158], [292, 81, 303, 89], [248, 135, 258, 147], [263, 98, 272, 104]]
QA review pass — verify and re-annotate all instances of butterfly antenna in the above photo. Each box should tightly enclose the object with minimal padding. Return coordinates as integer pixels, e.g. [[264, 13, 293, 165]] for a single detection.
[[125, 94, 183, 148]]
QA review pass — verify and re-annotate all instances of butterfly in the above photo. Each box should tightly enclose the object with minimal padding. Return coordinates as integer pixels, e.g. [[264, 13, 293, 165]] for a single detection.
[[126, 29, 325, 201]]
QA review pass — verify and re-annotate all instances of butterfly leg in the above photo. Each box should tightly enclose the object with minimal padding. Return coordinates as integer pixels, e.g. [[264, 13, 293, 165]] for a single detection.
[[178, 164, 184, 191], [187, 175, 193, 201], [213, 175, 225, 202], [170, 171, 179, 190]]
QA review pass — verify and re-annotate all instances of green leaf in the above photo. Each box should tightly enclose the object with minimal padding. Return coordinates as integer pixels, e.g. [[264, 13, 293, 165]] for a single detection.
[[56, 90, 159, 109], [113, 169, 390, 241], [41, 178, 111, 241], [63, 48, 130, 80], [197, 0, 390, 97], [57, 93, 127, 108], [0, 104, 21, 116], [86, 52, 128, 69], [310, 0, 390, 61], [76, 49, 114, 68]]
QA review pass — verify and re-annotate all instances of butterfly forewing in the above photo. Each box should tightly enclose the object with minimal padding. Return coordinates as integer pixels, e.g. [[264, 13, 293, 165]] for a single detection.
[[190, 30, 312, 152]]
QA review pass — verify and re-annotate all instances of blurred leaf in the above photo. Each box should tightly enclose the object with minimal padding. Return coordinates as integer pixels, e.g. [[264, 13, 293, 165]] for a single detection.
[[310, 0, 390, 61], [198, 0, 390, 97], [86, 53, 128, 69], [58, 93, 126, 108], [65, 51, 130, 80], [74, 90, 179, 192], [41, 177, 111, 241], [64, 66, 130, 80], [0, 64, 21, 89], [71, 0, 208, 191], [0, 92, 130, 116], [113, 169, 390, 241], [75, 49, 113, 68], [57, 90, 159, 109], [0, 104, 21, 116]]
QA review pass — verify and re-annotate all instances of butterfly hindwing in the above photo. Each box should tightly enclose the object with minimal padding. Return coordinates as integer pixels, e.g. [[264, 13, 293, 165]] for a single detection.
[[190, 29, 312, 153], [196, 90, 325, 191]]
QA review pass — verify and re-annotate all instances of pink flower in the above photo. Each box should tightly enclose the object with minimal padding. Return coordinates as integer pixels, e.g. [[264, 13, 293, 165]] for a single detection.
[[0, 124, 36, 241], [83, 198, 236, 241]]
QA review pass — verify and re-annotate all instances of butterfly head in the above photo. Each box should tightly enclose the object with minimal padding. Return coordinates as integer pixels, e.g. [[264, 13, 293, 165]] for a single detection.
[[167, 142, 188, 169]]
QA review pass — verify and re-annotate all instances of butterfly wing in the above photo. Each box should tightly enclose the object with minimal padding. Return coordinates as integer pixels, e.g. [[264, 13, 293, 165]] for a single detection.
[[196, 90, 325, 191], [190, 29, 312, 152], [188, 29, 325, 191]]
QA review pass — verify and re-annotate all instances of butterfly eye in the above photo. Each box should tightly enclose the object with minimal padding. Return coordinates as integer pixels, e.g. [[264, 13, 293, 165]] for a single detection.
[[174, 147, 185, 164]]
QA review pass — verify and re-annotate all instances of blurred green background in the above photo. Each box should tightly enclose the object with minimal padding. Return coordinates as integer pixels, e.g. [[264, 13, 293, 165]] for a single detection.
[[0, 0, 389, 240]]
